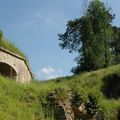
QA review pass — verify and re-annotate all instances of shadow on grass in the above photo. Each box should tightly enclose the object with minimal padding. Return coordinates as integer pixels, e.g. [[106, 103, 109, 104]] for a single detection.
[[118, 109, 120, 120], [101, 73, 120, 99]]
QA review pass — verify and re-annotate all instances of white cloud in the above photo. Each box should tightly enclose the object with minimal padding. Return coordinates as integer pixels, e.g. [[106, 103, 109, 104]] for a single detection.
[[40, 66, 55, 74], [35, 66, 63, 80]]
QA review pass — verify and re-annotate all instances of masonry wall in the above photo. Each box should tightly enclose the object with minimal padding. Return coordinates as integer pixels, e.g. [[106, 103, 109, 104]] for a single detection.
[[0, 48, 32, 83]]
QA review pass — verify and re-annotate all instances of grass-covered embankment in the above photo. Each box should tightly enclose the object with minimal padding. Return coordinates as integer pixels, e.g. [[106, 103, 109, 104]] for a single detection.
[[0, 65, 120, 119]]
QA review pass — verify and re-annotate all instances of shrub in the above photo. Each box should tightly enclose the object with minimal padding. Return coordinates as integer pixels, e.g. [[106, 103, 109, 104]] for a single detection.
[[72, 91, 83, 107], [85, 95, 99, 116], [102, 73, 120, 99]]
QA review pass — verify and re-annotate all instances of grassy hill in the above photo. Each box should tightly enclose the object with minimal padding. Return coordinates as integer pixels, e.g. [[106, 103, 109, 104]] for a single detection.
[[0, 65, 120, 120]]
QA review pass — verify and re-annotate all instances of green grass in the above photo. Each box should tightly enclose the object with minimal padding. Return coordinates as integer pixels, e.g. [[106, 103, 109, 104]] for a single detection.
[[0, 65, 120, 119], [0, 37, 28, 61]]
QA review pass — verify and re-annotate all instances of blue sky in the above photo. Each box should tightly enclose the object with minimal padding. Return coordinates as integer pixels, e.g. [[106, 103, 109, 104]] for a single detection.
[[0, 0, 120, 80]]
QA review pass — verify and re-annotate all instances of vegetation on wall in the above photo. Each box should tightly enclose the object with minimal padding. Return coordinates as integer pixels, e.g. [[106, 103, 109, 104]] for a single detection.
[[0, 31, 27, 60]]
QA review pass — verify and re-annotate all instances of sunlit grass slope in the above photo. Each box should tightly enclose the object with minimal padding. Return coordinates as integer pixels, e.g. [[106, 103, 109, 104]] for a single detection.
[[0, 65, 120, 120]]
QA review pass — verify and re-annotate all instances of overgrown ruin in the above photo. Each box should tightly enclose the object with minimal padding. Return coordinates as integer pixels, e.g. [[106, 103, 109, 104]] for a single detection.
[[0, 47, 32, 83]]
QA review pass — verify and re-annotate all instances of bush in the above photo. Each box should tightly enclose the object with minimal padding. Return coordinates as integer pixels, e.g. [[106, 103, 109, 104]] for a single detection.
[[85, 95, 99, 116], [102, 73, 120, 99], [72, 91, 83, 107]]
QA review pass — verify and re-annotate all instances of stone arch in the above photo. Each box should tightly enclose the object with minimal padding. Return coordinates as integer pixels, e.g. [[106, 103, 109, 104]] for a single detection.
[[0, 62, 17, 79], [0, 47, 32, 83]]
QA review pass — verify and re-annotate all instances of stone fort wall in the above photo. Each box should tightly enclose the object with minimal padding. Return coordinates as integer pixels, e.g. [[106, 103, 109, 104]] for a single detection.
[[0, 47, 32, 83]]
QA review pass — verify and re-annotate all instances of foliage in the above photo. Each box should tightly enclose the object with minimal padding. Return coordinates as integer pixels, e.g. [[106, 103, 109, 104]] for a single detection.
[[58, 0, 114, 74], [0, 31, 28, 60], [41, 100, 55, 120], [0, 64, 120, 119], [85, 95, 99, 116], [118, 109, 120, 120], [71, 91, 83, 107], [54, 87, 69, 100], [102, 73, 120, 99], [111, 26, 120, 64]]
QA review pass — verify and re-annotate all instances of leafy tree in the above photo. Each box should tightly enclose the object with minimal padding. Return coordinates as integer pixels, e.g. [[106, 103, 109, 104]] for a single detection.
[[111, 26, 120, 64], [0, 31, 3, 40], [58, 0, 114, 74], [0, 31, 3, 46], [85, 95, 99, 116]]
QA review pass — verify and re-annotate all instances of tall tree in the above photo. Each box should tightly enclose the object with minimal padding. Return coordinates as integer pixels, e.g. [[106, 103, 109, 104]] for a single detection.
[[58, 0, 114, 74], [111, 26, 120, 64], [0, 31, 3, 45], [0, 31, 3, 39]]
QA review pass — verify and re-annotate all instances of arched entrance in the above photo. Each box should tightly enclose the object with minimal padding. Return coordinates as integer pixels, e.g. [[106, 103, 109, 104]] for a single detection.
[[0, 62, 17, 79]]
